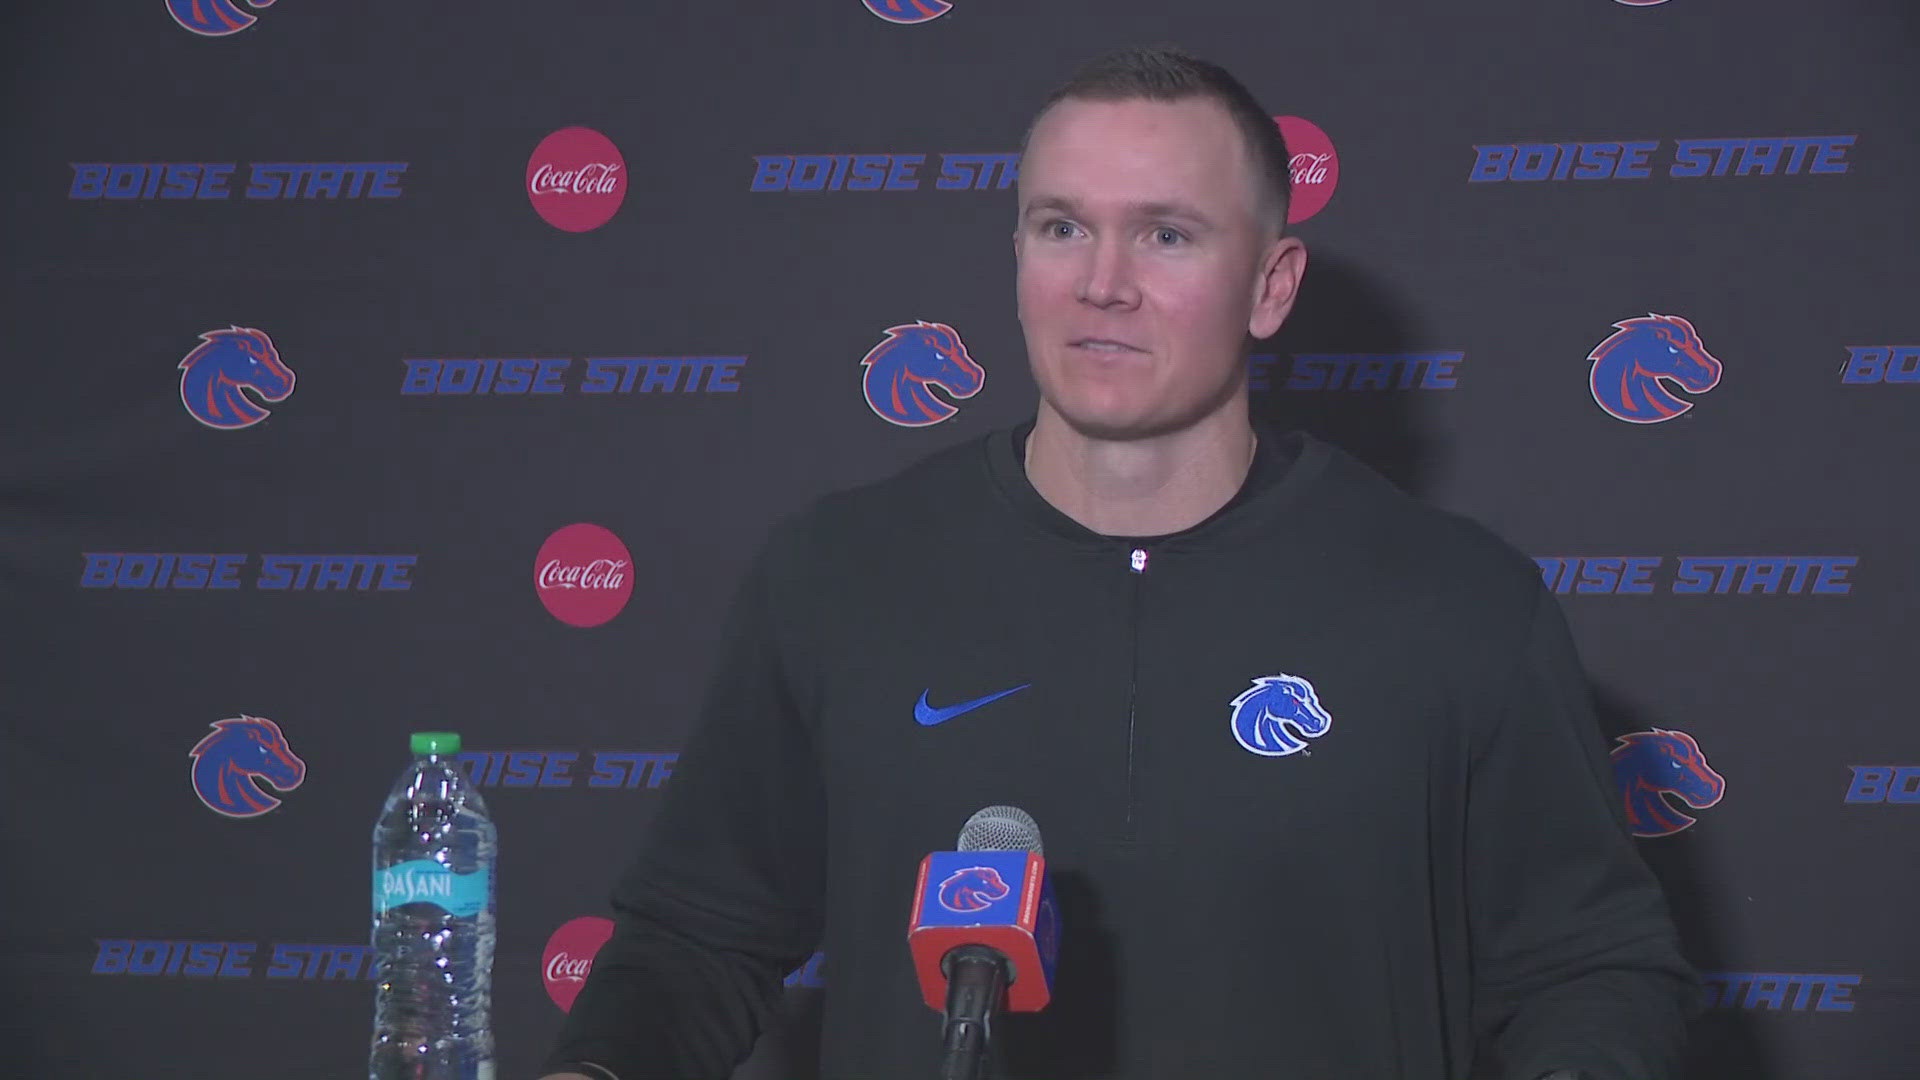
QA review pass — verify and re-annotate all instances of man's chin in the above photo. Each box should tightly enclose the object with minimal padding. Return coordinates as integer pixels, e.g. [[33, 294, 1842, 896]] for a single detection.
[[1041, 405, 1188, 444], [1039, 386, 1252, 444]]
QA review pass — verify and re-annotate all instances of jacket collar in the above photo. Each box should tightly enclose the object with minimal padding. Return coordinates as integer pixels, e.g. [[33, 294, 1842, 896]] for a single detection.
[[981, 418, 1333, 552]]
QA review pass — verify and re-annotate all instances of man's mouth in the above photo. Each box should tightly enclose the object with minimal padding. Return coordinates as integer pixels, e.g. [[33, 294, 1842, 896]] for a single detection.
[[1070, 338, 1144, 353]]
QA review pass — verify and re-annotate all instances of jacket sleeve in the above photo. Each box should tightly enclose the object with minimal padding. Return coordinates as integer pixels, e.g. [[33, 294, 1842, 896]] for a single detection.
[[540, 525, 826, 1080], [1466, 585, 1701, 1080]]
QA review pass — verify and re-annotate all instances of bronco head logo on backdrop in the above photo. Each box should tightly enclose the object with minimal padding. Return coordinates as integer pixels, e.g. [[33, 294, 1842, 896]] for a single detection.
[[861, 321, 984, 426], [168, 0, 276, 36], [1229, 674, 1334, 757], [937, 866, 1011, 913], [1610, 728, 1725, 837], [1588, 314, 1722, 423], [179, 326, 295, 429], [189, 715, 307, 818], [862, 0, 953, 23]]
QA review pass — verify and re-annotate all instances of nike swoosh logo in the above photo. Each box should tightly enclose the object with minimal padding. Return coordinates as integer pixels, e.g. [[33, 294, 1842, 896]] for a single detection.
[[914, 684, 1030, 726]]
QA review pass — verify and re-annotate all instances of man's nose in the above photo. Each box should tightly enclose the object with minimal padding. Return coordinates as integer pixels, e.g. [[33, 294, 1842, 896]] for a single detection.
[[1077, 237, 1141, 309]]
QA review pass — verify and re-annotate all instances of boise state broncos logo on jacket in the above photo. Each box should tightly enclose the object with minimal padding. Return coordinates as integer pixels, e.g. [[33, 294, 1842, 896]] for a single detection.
[[1588, 314, 1722, 424], [1230, 674, 1333, 757], [189, 715, 307, 818], [1610, 728, 1725, 837], [861, 321, 984, 426], [179, 326, 296, 429], [937, 866, 1011, 913]]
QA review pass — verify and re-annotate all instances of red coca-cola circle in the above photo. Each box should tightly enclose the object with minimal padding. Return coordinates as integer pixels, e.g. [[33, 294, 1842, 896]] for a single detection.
[[534, 523, 635, 628], [526, 127, 628, 233], [1273, 116, 1340, 225], [542, 915, 616, 1012]]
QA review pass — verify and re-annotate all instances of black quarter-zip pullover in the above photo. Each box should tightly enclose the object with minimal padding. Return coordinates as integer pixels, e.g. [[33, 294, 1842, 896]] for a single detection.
[[545, 423, 1697, 1080]]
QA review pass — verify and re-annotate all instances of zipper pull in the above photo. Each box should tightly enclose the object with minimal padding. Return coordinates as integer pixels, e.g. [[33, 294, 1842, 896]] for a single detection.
[[1129, 548, 1149, 574]]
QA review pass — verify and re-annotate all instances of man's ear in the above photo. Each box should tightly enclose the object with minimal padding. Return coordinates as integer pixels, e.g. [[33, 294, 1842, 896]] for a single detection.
[[1248, 235, 1308, 341]]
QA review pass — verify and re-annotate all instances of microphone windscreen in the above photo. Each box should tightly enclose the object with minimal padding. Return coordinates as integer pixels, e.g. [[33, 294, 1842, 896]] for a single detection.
[[957, 804, 1043, 855]]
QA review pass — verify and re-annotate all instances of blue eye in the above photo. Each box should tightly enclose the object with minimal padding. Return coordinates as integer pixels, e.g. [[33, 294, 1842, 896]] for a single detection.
[[1153, 228, 1183, 245]]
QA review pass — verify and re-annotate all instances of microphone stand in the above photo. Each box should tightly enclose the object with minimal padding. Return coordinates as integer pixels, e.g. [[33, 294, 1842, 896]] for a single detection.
[[938, 945, 1010, 1080]]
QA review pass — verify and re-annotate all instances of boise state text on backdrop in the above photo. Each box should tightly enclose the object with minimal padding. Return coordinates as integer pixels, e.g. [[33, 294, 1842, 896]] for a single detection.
[[1699, 973, 1862, 1012], [752, 153, 1017, 192], [456, 750, 678, 790], [750, 115, 1336, 204], [401, 357, 743, 394], [1249, 353, 1463, 391], [94, 940, 381, 980], [1840, 347, 1920, 384], [70, 163, 406, 199], [80, 553, 416, 590], [1468, 136, 1853, 182], [1534, 556, 1856, 595], [1844, 766, 1920, 804]]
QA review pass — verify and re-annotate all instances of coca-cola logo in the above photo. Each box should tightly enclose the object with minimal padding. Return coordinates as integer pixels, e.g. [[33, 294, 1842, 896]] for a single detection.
[[530, 162, 623, 196], [534, 523, 635, 628], [546, 951, 592, 982], [1273, 116, 1340, 225], [542, 916, 615, 1012], [537, 557, 629, 591], [527, 127, 628, 233]]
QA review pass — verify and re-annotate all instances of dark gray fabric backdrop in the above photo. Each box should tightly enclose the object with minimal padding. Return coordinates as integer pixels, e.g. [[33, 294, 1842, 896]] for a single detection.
[[2, 2, 1915, 1077]]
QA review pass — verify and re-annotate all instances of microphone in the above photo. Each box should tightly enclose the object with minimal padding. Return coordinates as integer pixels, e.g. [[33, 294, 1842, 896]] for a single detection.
[[906, 805, 1061, 1080]]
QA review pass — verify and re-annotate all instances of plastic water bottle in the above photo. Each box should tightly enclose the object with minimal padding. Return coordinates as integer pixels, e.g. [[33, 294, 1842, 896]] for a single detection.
[[370, 731, 497, 1080]]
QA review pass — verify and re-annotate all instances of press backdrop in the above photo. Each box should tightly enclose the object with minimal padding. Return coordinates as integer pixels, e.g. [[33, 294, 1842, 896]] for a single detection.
[[2, 2, 1916, 1078]]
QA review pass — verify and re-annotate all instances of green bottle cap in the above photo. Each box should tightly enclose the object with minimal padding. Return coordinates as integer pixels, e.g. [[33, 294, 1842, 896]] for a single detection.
[[410, 731, 462, 756]]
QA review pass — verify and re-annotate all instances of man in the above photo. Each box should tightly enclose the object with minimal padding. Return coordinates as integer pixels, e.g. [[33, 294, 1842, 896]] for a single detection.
[[541, 47, 1696, 1080]]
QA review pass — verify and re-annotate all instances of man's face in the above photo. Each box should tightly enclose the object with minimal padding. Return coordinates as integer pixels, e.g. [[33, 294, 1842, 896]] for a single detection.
[[1015, 95, 1303, 441]]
